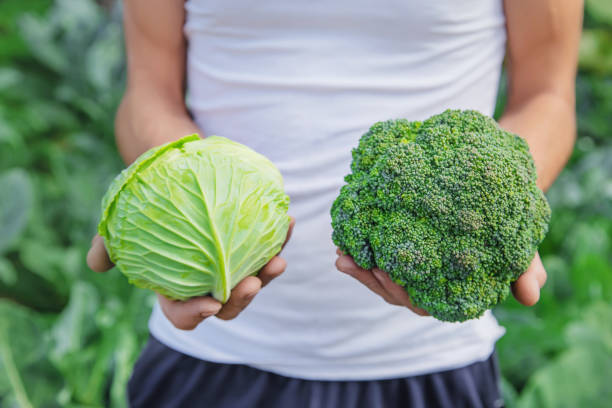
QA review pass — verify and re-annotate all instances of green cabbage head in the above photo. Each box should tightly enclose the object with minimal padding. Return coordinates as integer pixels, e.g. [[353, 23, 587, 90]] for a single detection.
[[98, 135, 291, 302]]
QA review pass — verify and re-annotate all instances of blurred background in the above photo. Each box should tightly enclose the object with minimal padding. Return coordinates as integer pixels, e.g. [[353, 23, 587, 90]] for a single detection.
[[0, 1, 610, 407]]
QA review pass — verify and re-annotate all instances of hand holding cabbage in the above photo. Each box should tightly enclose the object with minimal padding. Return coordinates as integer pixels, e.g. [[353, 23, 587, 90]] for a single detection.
[[88, 135, 293, 328]]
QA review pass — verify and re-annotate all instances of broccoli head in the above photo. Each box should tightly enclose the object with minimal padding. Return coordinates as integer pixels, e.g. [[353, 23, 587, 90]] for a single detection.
[[331, 109, 551, 322]]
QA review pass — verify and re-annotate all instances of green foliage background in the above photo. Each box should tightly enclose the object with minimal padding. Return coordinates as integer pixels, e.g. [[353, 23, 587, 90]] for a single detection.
[[0, 1, 610, 406]]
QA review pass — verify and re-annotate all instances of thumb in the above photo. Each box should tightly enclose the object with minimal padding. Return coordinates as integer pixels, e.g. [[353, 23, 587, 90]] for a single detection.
[[512, 253, 546, 307], [87, 234, 114, 272]]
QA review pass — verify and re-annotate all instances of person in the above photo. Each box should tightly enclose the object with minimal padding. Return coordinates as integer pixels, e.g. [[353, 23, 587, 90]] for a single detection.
[[87, 1, 583, 406]]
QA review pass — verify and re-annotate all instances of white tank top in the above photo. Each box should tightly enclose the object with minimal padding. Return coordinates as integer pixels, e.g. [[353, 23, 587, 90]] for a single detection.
[[150, 0, 508, 380]]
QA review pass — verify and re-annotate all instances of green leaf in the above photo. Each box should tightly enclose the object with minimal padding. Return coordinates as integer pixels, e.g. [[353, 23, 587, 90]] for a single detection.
[[0, 0, 51, 63], [516, 302, 612, 408], [109, 325, 139, 408], [18, 0, 103, 75], [0, 301, 59, 408], [0, 258, 17, 285], [18, 240, 82, 295], [0, 329, 33, 408], [85, 22, 124, 93], [500, 377, 519, 408], [579, 29, 612, 74], [50, 282, 99, 360], [0, 169, 33, 253], [565, 302, 612, 350], [49, 282, 104, 405], [18, 14, 67, 73], [0, 68, 22, 91], [586, 0, 612, 26], [517, 344, 612, 408]]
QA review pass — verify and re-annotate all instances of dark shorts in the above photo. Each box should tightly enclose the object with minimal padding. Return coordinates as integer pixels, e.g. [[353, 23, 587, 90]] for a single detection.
[[128, 334, 503, 408]]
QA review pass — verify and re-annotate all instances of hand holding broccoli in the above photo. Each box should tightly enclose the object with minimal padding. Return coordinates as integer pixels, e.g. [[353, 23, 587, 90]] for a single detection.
[[335, 248, 429, 316], [331, 110, 551, 321], [336, 249, 547, 314]]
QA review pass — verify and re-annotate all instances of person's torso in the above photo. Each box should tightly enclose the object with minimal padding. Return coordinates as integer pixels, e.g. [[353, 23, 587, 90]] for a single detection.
[[150, 0, 508, 379]]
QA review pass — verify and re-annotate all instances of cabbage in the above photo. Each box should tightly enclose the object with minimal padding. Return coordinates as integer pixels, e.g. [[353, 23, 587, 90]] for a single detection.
[[98, 135, 291, 302]]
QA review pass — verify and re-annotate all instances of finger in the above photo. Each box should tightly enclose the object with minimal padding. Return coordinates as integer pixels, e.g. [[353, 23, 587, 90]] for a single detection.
[[512, 253, 547, 306], [216, 276, 262, 320], [281, 216, 296, 250], [87, 234, 114, 272], [158, 294, 222, 331], [259, 256, 287, 287], [512, 270, 542, 308], [336, 248, 344, 256], [335, 254, 366, 275], [335, 256, 392, 302], [531, 253, 547, 288], [372, 269, 429, 316]]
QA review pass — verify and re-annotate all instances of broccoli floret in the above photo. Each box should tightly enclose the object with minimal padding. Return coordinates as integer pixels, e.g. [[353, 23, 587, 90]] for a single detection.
[[331, 109, 551, 322]]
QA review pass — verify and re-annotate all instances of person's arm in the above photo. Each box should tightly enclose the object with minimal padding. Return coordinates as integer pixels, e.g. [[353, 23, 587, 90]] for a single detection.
[[499, 0, 583, 191], [115, 0, 199, 164], [499, 0, 583, 306], [87, 0, 294, 329], [336, 0, 583, 312]]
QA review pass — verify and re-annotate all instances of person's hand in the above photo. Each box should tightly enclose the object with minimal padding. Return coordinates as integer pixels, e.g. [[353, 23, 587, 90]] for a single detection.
[[335, 249, 429, 316], [87, 217, 295, 330], [511, 252, 547, 306], [335, 249, 547, 317]]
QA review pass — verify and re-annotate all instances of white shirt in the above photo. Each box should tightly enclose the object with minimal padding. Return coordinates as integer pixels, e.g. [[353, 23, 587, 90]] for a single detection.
[[150, 0, 508, 380]]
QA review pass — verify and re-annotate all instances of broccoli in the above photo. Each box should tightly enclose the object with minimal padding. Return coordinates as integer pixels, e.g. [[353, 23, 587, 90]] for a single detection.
[[331, 109, 551, 322]]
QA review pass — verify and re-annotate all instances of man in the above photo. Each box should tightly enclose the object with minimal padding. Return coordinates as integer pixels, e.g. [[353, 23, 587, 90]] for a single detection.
[[88, 0, 582, 406]]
